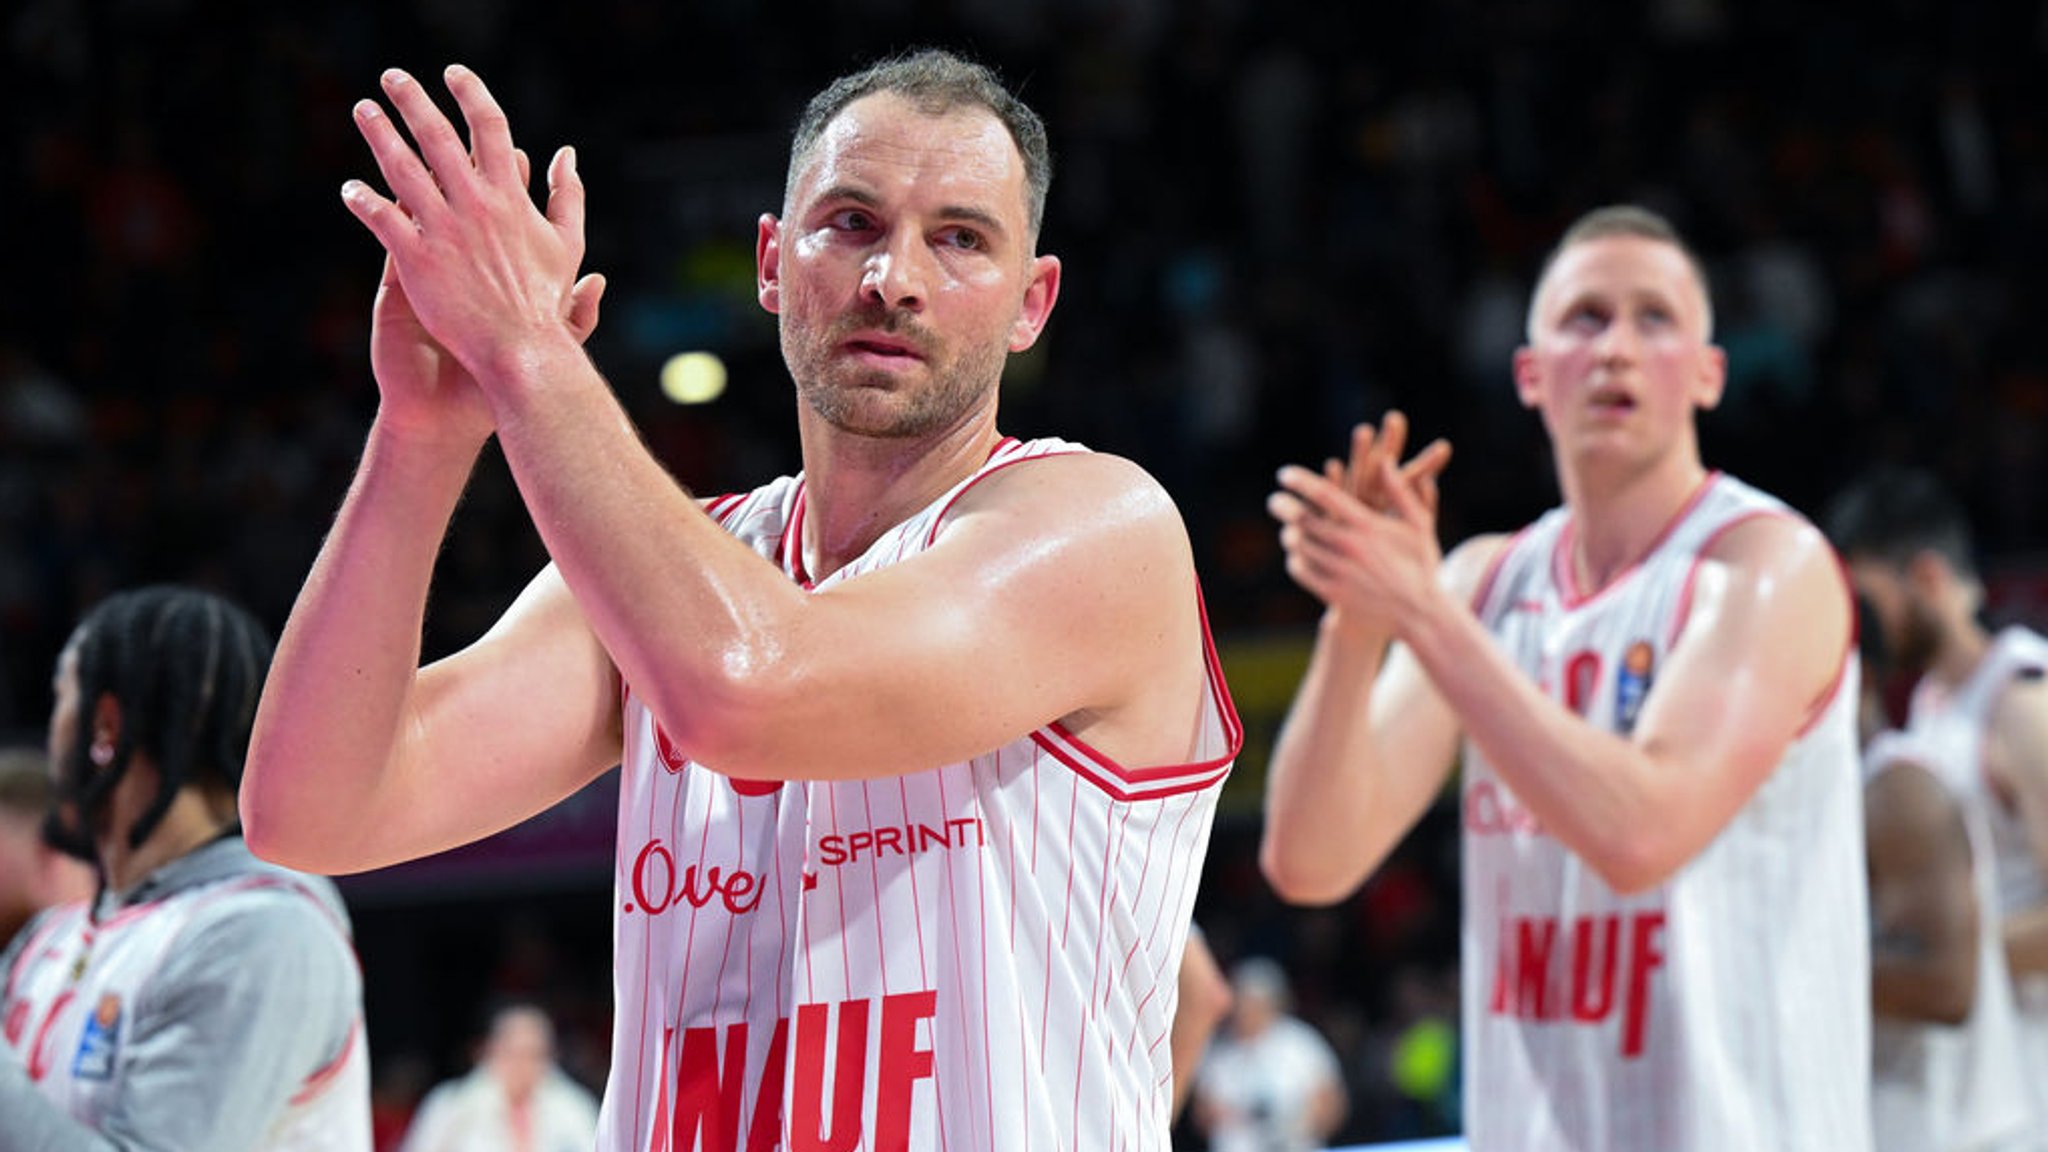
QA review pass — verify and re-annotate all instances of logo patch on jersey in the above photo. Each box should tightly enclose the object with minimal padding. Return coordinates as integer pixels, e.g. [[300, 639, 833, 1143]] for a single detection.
[[653, 718, 781, 796], [72, 993, 122, 1081], [1616, 640, 1654, 734]]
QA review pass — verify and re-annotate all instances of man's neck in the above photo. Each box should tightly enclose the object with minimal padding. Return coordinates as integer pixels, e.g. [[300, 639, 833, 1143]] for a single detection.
[[100, 792, 235, 896], [1559, 453, 1712, 595], [793, 411, 1004, 582]]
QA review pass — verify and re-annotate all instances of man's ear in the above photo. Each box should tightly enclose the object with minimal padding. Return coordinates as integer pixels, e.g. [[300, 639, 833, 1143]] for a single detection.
[[1692, 344, 1728, 412], [1008, 254, 1062, 352], [90, 695, 121, 767], [1512, 346, 1541, 410], [1905, 548, 1952, 597], [757, 213, 783, 315]]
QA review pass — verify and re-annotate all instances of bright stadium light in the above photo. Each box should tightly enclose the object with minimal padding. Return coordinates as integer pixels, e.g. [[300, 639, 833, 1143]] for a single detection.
[[660, 351, 728, 405]]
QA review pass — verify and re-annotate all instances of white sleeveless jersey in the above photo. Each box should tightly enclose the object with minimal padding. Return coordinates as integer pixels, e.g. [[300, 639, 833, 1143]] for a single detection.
[[1906, 626, 2048, 1135], [1863, 729, 2037, 1152], [1462, 472, 1871, 1152], [2, 874, 370, 1150], [603, 489, 815, 1152], [604, 436, 1239, 1152]]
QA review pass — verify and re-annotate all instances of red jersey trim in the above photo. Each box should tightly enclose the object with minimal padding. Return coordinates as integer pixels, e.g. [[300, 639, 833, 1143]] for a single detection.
[[1664, 508, 1785, 652], [921, 436, 1051, 548], [1551, 471, 1724, 610], [1030, 583, 1244, 802], [289, 1019, 360, 1106], [704, 491, 748, 525], [1666, 507, 1856, 738], [1470, 526, 1535, 616]]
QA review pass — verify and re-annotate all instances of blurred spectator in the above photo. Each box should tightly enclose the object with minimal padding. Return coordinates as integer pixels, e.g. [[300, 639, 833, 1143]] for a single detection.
[[1195, 957, 1348, 1152], [399, 1004, 597, 1152]]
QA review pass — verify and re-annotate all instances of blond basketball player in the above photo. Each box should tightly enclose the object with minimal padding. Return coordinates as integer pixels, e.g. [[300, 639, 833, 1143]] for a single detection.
[[240, 50, 1234, 1152], [1831, 466, 2048, 1137], [1263, 206, 1870, 1150]]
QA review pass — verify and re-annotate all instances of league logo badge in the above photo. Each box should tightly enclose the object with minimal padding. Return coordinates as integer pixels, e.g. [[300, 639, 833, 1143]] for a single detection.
[[1616, 640, 1654, 735], [72, 993, 121, 1081]]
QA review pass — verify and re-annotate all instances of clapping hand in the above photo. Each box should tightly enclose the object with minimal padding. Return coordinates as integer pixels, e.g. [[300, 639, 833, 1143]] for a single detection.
[[346, 65, 605, 435], [1270, 412, 1452, 636]]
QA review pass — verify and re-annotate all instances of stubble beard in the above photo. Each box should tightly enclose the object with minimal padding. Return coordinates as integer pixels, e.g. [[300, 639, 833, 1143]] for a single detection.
[[785, 311, 1007, 440]]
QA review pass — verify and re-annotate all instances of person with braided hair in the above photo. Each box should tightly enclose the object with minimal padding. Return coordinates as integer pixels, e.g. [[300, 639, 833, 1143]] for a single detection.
[[0, 585, 371, 1150]]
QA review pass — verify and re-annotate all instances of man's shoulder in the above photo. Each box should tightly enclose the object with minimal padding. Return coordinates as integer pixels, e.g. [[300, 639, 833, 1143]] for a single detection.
[[155, 845, 356, 959], [1446, 530, 1523, 605], [953, 445, 1184, 531]]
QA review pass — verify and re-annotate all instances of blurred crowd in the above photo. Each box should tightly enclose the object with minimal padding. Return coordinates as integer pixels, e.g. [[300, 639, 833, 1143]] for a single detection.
[[7, 0, 2048, 1145]]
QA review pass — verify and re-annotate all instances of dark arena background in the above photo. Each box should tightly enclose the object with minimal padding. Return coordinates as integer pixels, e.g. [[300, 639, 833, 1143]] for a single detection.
[[5, 1, 2047, 1146]]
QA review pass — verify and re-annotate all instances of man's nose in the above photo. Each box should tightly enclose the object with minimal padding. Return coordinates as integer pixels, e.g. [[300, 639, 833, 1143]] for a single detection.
[[861, 230, 928, 312]]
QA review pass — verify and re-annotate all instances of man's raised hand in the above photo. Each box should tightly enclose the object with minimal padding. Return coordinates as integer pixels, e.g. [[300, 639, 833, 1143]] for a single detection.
[[342, 65, 594, 387]]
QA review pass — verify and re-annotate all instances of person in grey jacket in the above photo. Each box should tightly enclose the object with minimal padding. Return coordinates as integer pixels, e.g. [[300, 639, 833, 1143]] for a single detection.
[[0, 585, 371, 1150]]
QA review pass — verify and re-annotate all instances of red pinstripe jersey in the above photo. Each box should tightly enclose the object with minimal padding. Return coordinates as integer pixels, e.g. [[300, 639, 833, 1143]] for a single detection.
[[600, 437, 1239, 1152], [1461, 473, 1870, 1152]]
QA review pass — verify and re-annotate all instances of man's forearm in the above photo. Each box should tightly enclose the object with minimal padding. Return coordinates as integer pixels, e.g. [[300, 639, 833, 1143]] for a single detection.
[[242, 417, 480, 871], [1262, 614, 1401, 903], [481, 332, 809, 766]]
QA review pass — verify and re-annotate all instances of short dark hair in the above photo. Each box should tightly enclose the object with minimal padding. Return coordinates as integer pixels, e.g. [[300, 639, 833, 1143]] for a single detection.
[[1528, 204, 1715, 339], [785, 48, 1052, 242], [57, 586, 273, 850], [1825, 466, 1976, 578]]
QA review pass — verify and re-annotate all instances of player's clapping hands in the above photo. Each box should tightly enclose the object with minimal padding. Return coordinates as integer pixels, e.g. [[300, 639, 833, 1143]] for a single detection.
[[1269, 411, 1452, 635], [344, 65, 605, 420]]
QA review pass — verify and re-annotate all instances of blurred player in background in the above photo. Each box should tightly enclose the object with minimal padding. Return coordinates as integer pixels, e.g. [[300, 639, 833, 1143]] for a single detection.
[[1263, 205, 1869, 1150], [1, 585, 369, 1150], [1833, 466, 2048, 1136], [1193, 956, 1348, 1152]]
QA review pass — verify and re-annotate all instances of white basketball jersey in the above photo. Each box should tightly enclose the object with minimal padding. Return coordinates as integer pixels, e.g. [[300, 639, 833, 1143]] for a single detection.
[[605, 437, 1238, 1152], [1463, 473, 1871, 1152], [602, 490, 815, 1152], [1864, 729, 2036, 1152], [2, 876, 370, 1150], [1907, 626, 2048, 1135]]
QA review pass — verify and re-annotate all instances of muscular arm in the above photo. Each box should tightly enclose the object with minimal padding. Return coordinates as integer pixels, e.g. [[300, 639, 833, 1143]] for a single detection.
[[1866, 758, 1979, 1024], [1987, 676, 2048, 977], [490, 376, 1203, 780], [1402, 516, 1849, 893], [1259, 541, 1490, 905], [1277, 461, 1854, 895], [242, 419, 621, 875]]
